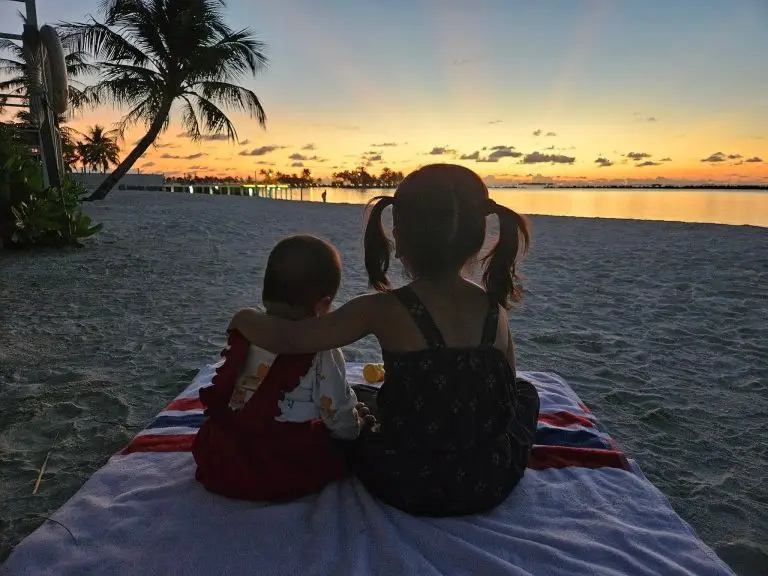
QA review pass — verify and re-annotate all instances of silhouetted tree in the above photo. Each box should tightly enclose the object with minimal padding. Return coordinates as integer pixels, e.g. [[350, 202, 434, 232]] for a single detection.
[[62, 0, 268, 200]]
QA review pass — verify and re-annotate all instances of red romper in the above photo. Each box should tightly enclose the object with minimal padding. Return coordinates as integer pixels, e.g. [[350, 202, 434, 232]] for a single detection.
[[192, 330, 349, 501]]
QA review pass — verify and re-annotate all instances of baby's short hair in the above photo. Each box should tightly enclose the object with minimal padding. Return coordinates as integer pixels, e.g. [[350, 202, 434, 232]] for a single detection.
[[262, 234, 342, 309]]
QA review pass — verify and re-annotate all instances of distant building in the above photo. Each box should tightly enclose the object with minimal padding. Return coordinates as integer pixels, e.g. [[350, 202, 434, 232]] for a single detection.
[[70, 172, 165, 192]]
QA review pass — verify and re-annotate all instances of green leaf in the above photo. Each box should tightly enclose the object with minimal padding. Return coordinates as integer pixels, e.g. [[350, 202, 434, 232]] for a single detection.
[[81, 222, 103, 237]]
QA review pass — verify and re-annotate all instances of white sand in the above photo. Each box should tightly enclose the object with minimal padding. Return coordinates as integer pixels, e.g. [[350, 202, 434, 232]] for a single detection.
[[0, 190, 766, 574]]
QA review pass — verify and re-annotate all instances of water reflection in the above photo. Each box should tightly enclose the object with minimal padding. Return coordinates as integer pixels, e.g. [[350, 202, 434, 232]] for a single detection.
[[293, 187, 767, 227]]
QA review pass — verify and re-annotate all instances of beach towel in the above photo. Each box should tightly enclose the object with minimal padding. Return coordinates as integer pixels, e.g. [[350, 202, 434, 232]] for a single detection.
[[1, 363, 734, 576]]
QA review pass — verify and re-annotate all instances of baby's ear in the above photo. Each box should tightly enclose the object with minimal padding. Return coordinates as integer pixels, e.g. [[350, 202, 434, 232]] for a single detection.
[[315, 296, 333, 316]]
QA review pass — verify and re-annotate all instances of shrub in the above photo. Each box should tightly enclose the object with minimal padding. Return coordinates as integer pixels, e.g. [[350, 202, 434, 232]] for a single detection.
[[0, 124, 101, 249]]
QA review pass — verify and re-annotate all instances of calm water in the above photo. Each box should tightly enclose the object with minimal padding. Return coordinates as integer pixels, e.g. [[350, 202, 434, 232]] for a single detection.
[[271, 187, 768, 227]]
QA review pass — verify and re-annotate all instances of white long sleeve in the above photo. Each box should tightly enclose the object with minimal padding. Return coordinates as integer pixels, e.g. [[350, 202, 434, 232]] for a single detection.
[[313, 348, 361, 440]]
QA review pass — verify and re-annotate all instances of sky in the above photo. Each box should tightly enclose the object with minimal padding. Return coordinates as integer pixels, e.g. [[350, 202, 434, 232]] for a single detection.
[[1, 0, 767, 185]]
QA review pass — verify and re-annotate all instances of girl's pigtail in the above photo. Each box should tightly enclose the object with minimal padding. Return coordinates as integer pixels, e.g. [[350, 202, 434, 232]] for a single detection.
[[482, 201, 531, 309], [363, 195, 395, 291]]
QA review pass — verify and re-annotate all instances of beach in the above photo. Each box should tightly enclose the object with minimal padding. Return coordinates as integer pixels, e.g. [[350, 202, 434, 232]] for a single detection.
[[0, 190, 766, 575]]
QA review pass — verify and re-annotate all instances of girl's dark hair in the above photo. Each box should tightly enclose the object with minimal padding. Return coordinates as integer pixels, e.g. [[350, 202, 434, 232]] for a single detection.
[[363, 163, 530, 309]]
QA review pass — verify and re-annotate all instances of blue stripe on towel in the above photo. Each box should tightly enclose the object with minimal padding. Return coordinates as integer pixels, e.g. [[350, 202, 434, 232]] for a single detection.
[[535, 426, 614, 450], [148, 414, 206, 430]]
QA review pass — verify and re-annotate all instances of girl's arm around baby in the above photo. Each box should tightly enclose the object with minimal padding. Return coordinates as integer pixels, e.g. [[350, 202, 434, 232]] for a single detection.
[[228, 294, 380, 354]]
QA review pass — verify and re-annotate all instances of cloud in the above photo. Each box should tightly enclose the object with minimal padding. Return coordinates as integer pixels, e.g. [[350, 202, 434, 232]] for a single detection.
[[487, 120, 503, 125], [452, 57, 483, 66], [291, 162, 304, 168], [238, 139, 250, 146], [522, 152, 576, 165], [488, 146, 522, 161], [745, 156, 763, 163], [522, 151, 576, 164], [700, 152, 726, 163], [177, 132, 230, 141], [460, 151, 480, 160], [160, 152, 207, 160], [626, 152, 652, 161], [545, 131, 557, 137], [660, 157, 672, 162], [146, 141, 176, 149], [239, 145, 285, 156], [532, 129, 557, 137], [188, 165, 208, 170], [645, 117, 657, 122], [427, 146, 456, 155], [532, 129, 542, 137], [302, 143, 316, 150], [254, 161, 274, 165], [594, 157, 613, 167], [140, 161, 155, 168], [289, 152, 323, 161], [370, 142, 398, 147], [636, 161, 661, 167]]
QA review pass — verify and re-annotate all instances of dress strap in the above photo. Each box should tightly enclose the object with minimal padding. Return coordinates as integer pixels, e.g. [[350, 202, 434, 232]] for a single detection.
[[392, 286, 447, 349], [480, 296, 500, 347]]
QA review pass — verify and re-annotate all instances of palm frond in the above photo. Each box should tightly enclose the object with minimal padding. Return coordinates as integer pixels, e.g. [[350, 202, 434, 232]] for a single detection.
[[179, 94, 203, 141], [194, 80, 266, 127], [186, 30, 268, 84], [0, 37, 25, 60], [59, 20, 157, 71], [181, 91, 238, 142]]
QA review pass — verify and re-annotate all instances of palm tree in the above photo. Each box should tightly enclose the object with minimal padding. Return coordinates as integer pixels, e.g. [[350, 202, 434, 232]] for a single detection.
[[0, 23, 95, 114], [1, 20, 96, 174], [76, 125, 121, 172], [62, 0, 268, 201]]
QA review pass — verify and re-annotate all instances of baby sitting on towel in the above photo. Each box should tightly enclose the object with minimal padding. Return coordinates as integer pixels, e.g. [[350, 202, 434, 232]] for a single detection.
[[192, 234, 365, 501]]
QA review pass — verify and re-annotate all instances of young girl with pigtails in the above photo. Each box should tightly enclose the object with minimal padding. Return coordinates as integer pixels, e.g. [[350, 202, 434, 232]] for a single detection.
[[228, 163, 540, 516]]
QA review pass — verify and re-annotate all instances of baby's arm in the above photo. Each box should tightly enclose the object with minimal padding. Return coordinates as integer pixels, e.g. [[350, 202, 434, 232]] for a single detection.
[[228, 293, 379, 354], [314, 348, 361, 440]]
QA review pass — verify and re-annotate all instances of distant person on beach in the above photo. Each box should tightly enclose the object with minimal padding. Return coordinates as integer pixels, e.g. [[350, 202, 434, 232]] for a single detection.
[[322, 189, 327, 203], [228, 164, 540, 517], [192, 235, 368, 501]]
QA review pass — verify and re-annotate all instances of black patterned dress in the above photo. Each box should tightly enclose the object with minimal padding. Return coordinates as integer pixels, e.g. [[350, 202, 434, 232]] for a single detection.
[[353, 286, 540, 517]]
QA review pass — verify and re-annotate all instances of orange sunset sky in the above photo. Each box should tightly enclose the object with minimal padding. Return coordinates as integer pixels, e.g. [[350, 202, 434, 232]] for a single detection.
[[2, 0, 767, 185]]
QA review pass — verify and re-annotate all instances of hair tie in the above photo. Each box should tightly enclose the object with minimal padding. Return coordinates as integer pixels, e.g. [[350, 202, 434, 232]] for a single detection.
[[486, 199, 498, 215]]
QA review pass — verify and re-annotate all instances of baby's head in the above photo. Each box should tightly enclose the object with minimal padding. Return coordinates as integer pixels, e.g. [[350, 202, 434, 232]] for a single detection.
[[262, 234, 342, 319], [364, 163, 531, 309]]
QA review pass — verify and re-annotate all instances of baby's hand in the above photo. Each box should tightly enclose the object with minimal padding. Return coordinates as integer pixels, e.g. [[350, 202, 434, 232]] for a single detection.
[[356, 402, 377, 430]]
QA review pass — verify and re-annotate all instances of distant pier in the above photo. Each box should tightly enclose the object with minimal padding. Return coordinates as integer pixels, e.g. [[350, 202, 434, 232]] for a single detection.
[[116, 182, 310, 200]]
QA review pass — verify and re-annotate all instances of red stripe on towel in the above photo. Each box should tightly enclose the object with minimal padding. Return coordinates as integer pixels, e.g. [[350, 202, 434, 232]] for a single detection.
[[538, 411, 594, 429], [529, 445, 629, 471], [121, 434, 195, 455], [165, 397, 204, 412]]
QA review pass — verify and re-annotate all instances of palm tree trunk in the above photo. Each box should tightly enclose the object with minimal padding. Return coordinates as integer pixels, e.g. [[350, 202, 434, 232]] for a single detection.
[[85, 99, 174, 201]]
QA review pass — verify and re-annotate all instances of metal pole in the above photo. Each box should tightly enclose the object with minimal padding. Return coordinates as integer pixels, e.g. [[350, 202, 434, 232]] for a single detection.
[[24, 0, 37, 26]]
